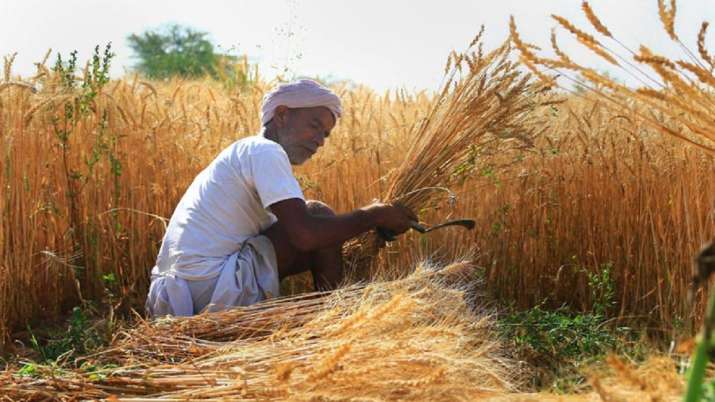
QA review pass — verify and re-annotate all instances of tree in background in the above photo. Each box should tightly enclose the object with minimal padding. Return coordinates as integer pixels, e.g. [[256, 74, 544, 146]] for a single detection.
[[128, 24, 224, 79], [127, 24, 259, 90]]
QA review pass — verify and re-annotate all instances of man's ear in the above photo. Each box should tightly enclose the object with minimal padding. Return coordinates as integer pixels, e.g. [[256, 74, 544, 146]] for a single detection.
[[274, 105, 290, 128]]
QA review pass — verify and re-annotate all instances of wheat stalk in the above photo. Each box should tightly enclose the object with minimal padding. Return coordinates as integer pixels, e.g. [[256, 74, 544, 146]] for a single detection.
[[343, 30, 550, 277]]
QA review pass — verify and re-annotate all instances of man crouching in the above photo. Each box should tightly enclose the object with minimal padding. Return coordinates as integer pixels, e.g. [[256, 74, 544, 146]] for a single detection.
[[146, 79, 416, 317]]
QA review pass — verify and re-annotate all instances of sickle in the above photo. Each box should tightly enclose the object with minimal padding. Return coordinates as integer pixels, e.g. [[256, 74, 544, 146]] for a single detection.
[[409, 219, 476, 234], [377, 219, 476, 242]]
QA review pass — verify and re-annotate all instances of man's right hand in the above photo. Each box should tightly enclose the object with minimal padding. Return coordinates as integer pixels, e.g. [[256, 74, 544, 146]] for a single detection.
[[361, 202, 418, 235]]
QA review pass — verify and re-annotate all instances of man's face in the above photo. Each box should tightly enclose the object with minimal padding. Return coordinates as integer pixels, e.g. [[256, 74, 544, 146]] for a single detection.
[[274, 106, 336, 165]]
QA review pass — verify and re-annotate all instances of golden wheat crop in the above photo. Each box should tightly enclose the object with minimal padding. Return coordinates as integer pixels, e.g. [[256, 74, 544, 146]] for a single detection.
[[0, 1, 713, 364]]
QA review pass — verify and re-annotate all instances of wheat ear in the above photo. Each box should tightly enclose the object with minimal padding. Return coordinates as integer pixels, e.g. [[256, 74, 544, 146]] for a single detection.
[[581, 2, 612, 38], [551, 15, 619, 66], [697, 22, 714, 69], [658, 0, 678, 41]]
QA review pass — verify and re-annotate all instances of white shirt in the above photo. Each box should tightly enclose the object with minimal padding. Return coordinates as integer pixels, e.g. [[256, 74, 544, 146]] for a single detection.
[[154, 135, 304, 280]]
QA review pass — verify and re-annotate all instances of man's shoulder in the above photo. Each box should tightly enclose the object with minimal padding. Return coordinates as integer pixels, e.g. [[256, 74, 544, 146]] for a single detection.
[[223, 135, 284, 160], [215, 135, 288, 175], [235, 135, 282, 152]]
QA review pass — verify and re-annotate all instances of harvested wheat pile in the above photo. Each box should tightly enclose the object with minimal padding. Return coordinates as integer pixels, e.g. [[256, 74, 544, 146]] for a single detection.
[[1, 261, 517, 401]]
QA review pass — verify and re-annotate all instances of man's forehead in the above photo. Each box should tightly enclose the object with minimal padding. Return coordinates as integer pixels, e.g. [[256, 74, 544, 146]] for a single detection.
[[295, 106, 336, 127]]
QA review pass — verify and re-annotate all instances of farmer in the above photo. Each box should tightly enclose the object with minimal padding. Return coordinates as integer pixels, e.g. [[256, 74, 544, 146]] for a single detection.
[[145, 79, 416, 317]]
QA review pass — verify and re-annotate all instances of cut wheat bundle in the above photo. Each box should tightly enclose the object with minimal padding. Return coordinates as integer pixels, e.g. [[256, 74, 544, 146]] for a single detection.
[[341, 32, 552, 278], [96, 289, 357, 364], [1, 261, 516, 401], [98, 260, 481, 364]]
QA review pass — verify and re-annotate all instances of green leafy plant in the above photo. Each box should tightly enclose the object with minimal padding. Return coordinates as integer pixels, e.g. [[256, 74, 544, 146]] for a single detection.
[[587, 263, 616, 317], [51, 44, 116, 279], [683, 240, 715, 402], [16, 363, 38, 378], [80, 362, 119, 382], [499, 303, 617, 360], [26, 307, 104, 364], [684, 288, 715, 402], [497, 262, 622, 391]]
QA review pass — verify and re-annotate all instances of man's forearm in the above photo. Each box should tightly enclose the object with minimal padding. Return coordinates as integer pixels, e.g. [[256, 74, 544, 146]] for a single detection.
[[292, 208, 378, 251], [270, 198, 412, 252]]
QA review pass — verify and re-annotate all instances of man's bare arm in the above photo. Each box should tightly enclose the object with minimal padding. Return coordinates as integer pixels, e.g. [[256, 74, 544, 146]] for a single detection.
[[269, 198, 415, 252]]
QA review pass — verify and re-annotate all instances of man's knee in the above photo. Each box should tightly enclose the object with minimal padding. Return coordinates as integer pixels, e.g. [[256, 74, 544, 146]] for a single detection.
[[306, 200, 336, 217]]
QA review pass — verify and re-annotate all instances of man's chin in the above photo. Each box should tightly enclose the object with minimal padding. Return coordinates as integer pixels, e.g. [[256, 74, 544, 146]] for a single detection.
[[289, 155, 312, 166]]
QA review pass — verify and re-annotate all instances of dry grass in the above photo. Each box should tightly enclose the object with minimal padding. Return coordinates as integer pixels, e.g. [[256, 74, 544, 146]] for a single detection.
[[0, 263, 687, 400], [0, 262, 517, 401], [485, 357, 683, 401]]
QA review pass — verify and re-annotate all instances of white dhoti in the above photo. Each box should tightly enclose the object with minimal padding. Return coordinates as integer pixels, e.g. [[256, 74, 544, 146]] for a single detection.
[[145, 236, 280, 317]]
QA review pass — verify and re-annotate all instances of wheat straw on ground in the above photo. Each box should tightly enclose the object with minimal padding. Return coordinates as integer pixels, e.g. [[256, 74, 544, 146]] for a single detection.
[[0, 261, 518, 401]]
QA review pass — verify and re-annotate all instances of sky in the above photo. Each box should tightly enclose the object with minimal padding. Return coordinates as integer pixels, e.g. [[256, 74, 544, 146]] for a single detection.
[[1, 0, 714, 92]]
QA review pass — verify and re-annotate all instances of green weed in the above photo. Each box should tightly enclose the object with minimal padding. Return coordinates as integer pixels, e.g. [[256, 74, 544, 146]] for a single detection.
[[26, 306, 104, 364], [497, 263, 628, 391], [16, 363, 38, 378]]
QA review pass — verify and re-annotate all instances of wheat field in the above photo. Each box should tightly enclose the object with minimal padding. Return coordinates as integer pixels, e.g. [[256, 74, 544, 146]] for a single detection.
[[1, 49, 711, 346], [1, 0, 714, 399]]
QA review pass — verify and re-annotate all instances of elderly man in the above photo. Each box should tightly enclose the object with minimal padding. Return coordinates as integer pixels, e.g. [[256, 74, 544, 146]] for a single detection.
[[146, 80, 416, 317]]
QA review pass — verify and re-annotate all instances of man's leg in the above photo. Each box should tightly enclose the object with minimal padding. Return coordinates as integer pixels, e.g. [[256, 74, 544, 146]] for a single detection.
[[262, 200, 344, 291]]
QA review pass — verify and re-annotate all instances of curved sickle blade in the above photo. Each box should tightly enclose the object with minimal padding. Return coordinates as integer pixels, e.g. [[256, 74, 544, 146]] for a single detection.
[[410, 219, 476, 234]]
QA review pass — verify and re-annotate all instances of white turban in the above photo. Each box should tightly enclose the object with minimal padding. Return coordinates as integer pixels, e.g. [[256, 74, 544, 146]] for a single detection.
[[260, 79, 342, 126]]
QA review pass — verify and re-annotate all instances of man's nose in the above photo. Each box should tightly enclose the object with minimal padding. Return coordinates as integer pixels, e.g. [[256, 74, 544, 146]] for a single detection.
[[314, 132, 325, 147]]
